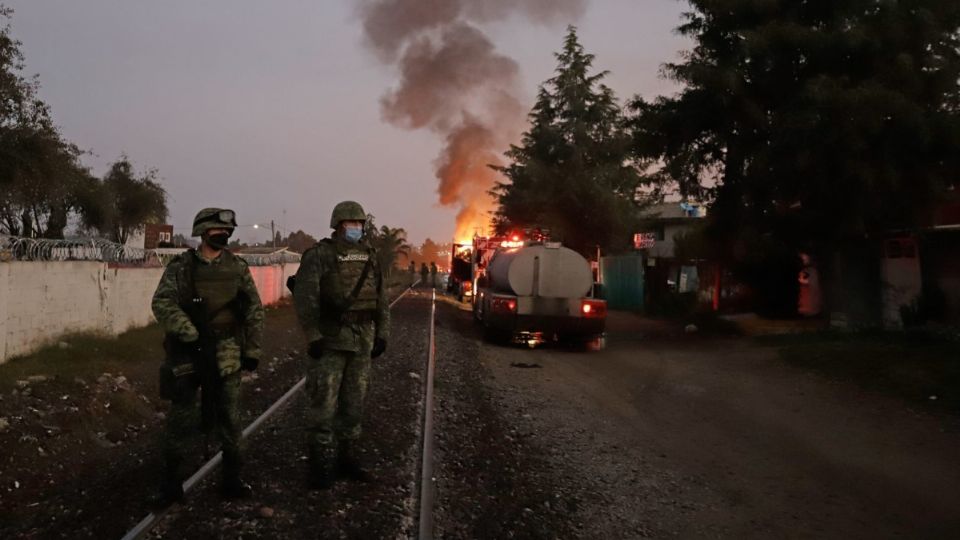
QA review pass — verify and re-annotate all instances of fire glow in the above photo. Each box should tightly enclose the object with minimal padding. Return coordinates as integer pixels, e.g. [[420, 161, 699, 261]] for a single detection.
[[359, 0, 585, 244]]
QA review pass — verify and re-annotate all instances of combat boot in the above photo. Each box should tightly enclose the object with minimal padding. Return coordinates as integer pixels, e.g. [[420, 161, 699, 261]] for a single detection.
[[221, 453, 253, 500], [308, 450, 336, 490], [152, 454, 185, 509], [337, 439, 374, 483]]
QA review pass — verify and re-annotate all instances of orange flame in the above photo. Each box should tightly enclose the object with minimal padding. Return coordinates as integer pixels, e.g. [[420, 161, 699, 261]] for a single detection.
[[454, 201, 492, 244], [436, 120, 501, 245]]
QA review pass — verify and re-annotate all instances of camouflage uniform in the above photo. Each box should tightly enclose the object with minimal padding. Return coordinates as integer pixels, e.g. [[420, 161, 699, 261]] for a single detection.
[[293, 201, 388, 485], [152, 208, 264, 503]]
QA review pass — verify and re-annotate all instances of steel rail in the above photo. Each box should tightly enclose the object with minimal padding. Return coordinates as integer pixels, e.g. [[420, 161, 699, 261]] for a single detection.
[[417, 288, 438, 540], [120, 280, 421, 540]]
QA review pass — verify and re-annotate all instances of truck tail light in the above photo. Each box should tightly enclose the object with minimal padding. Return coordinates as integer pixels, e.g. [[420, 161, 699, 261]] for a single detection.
[[492, 298, 517, 314], [582, 300, 606, 318]]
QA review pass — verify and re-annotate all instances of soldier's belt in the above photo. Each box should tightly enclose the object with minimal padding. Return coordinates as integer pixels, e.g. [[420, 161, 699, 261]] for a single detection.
[[341, 310, 376, 324]]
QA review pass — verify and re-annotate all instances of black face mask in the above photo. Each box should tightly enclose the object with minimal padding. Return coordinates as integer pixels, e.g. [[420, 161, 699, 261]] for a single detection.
[[205, 233, 230, 250]]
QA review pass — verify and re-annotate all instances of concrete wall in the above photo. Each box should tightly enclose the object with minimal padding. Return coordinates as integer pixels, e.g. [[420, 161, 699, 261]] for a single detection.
[[0, 261, 299, 363], [248, 263, 299, 306], [648, 223, 694, 259], [881, 255, 922, 328]]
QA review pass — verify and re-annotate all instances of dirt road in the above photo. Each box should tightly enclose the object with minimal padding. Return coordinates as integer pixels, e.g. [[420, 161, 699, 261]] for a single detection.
[[4, 292, 959, 538], [456, 305, 960, 538]]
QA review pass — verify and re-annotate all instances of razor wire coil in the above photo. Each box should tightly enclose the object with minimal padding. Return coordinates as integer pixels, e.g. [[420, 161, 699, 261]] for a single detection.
[[0, 235, 301, 267], [0, 235, 157, 264]]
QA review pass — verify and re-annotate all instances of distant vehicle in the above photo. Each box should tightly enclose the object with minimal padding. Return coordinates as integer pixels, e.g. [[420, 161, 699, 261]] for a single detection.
[[448, 235, 511, 301], [452, 233, 606, 345], [448, 242, 479, 301]]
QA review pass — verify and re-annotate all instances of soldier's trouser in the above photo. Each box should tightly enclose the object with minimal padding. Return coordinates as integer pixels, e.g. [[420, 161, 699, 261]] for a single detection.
[[162, 371, 243, 467], [306, 346, 372, 457]]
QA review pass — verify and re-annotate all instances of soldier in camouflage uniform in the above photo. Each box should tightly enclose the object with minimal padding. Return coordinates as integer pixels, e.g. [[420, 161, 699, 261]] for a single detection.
[[151, 208, 265, 506], [293, 201, 389, 489]]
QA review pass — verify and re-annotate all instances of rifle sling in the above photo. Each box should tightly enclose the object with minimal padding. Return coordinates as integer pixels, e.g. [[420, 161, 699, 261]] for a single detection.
[[345, 255, 374, 309]]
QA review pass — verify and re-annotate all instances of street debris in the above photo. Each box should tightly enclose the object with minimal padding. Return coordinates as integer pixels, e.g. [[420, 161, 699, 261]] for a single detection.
[[510, 362, 542, 369]]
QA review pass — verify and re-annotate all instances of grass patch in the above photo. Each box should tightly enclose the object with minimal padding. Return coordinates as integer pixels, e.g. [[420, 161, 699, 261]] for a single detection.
[[0, 325, 165, 393], [763, 330, 960, 415]]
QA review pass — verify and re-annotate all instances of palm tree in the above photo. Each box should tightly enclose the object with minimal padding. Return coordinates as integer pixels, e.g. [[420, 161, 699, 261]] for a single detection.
[[370, 225, 411, 278]]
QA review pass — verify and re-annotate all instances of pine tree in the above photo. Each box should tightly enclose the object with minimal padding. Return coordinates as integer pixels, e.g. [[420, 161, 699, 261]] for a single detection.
[[635, 0, 960, 248], [493, 26, 643, 256], [631, 0, 960, 315]]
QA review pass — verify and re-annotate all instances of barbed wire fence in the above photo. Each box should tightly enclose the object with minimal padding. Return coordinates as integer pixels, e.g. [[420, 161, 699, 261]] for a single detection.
[[0, 235, 159, 265], [0, 235, 301, 266], [237, 251, 302, 266]]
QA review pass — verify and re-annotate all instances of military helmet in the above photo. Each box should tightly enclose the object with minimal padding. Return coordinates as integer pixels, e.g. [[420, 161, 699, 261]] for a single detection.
[[191, 208, 238, 237], [329, 201, 367, 229]]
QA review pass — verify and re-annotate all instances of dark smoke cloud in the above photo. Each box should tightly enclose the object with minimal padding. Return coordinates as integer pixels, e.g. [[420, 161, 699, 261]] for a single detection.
[[360, 0, 586, 59], [359, 0, 586, 238], [434, 117, 502, 207], [380, 23, 520, 131]]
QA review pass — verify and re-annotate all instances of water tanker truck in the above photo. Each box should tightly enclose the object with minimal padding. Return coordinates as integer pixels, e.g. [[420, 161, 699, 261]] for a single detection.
[[473, 241, 607, 343]]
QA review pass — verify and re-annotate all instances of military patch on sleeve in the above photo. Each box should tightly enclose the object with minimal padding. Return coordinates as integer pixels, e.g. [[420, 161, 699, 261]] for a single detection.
[[338, 253, 370, 263]]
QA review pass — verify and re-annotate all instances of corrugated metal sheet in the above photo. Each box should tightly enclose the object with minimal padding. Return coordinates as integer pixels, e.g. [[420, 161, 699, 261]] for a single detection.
[[601, 254, 645, 311]]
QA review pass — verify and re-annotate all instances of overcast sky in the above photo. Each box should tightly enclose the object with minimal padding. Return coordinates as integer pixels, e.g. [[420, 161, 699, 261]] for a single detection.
[[6, 0, 689, 245]]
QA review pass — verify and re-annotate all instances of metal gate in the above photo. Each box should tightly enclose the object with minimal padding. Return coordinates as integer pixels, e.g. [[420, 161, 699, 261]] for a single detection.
[[601, 254, 645, 311]]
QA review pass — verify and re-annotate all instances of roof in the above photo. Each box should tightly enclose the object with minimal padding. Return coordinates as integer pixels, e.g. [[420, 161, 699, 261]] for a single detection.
[[638, 202, 707, 223], [233, 247, 292, 255]]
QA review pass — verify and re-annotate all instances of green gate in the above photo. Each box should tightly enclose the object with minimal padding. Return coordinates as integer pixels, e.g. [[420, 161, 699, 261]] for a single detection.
[[601, 254, 645, 311]]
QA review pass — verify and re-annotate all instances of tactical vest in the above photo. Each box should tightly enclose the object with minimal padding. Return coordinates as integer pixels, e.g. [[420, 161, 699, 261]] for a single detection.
[[317, 239, 381, 313], [180, 249, 245, 334]]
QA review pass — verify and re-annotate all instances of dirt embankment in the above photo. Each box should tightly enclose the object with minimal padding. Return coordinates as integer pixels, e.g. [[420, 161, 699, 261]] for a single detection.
[[0, 302, 309, 538], [148, 293, 431, 539]]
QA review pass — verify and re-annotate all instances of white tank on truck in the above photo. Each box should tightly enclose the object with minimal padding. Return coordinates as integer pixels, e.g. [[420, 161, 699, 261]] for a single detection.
[[474, 241, 607, 344], [487, 245, 593, 299]]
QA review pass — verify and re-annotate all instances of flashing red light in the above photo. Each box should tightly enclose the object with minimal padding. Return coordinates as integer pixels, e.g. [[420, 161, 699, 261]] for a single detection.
[[581, 300, 607, 318], [492, 297, 518, 314], [511, 234, 520, 242]]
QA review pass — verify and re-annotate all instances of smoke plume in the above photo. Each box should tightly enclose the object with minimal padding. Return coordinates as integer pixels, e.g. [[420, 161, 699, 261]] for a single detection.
[[359, 0, 586, 240]]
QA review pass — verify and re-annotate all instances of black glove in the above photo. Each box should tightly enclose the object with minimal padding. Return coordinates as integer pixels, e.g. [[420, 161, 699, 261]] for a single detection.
[[371, 338, 387, 359], [241, 356, 259, 371], [307, 340, 324, 359]]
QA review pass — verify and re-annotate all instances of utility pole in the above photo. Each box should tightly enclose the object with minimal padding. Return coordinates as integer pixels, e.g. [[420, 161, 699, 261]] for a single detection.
[[271, 220, 276, 248]]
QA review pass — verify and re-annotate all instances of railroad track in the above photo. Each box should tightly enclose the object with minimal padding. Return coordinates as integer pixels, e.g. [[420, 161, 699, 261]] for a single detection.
[[120, 281, 440, 540], [417, 288, 438, 540]]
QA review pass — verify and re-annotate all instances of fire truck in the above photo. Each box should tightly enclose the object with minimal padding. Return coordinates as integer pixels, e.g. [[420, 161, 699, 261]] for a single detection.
[[449, 233, 607, 344], [448, 235, 515, 302]]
